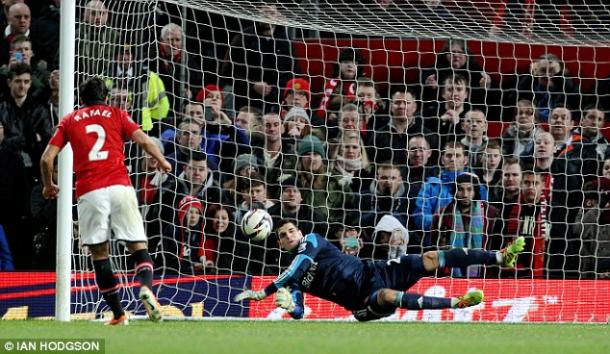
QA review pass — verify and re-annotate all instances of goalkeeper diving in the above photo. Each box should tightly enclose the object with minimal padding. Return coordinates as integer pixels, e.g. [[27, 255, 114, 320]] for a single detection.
[[235, 219, 525, 321]]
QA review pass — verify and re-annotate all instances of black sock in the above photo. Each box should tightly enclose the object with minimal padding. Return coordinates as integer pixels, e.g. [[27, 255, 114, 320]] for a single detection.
[[395, 292, 453, 310], [438, 248, 498, 268], [93, 259, 124, 319], [131, 249, 154, 289]]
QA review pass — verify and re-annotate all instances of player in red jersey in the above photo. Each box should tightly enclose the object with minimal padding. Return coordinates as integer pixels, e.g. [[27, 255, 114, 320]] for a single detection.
[[40, 77, 172, 325]]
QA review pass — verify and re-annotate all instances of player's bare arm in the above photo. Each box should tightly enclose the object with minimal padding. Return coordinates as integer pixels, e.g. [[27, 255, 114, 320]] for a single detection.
[[40, 144, 61, 199], [131, 129, 172, 173]]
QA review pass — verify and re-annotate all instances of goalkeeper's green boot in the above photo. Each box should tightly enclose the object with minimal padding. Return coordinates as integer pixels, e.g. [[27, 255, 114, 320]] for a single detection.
[[455, 289, 484, 309], [500, 236, 526, 268]]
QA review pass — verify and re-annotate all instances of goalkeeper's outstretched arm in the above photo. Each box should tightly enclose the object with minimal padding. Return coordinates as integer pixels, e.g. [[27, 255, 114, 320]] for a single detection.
[[233, 252, 313, 302], [234, 234, 320, 302]]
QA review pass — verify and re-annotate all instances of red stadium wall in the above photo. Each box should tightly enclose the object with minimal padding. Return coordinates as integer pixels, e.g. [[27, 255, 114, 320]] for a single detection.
[[292, 39, 610, 139], [293, 39, 610, 99], [2, 273, 609, 323]]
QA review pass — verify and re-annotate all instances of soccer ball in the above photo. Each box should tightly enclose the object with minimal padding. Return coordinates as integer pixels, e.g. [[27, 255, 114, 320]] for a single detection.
[[241, 209, 273, 242]]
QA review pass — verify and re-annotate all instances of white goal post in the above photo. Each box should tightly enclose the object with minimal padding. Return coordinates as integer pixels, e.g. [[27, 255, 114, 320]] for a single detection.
[[56, 0, 76, 322]]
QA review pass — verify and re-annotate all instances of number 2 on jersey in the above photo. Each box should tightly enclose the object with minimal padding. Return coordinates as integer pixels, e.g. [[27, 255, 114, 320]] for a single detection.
[[85, 124, 109, 161]]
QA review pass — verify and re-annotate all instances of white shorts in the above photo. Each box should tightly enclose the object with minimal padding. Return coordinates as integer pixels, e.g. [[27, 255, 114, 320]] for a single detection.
[[77, 185, 146, 246]]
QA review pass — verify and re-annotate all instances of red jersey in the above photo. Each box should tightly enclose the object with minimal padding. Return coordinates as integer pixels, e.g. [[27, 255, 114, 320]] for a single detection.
[[49, 104, 140, 197]]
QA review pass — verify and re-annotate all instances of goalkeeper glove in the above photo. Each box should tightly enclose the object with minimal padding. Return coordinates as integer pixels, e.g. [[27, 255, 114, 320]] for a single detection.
[[274, 287, 296, 313], [234, 289, 267, 302]]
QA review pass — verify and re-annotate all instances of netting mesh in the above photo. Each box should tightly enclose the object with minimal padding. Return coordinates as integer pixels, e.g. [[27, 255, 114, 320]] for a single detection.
[[65, 0, 610, 321], [157, 0, 610, 44]]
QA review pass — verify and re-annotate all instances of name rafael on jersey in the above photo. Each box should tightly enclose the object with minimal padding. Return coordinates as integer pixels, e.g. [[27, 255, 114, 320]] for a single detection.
[[74, 108, 113, 121]]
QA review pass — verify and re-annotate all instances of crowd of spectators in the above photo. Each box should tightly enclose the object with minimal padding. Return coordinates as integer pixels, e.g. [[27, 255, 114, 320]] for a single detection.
[[1, 0, 609, 280]]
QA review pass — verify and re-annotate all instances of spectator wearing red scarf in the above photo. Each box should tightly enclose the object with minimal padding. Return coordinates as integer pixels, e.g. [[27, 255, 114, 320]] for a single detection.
[[503, 171, 549, 278], [314, 48, 365, 126]]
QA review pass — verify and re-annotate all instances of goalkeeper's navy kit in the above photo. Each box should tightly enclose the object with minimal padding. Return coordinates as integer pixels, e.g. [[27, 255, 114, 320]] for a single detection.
[[261, 233, 429, 318]]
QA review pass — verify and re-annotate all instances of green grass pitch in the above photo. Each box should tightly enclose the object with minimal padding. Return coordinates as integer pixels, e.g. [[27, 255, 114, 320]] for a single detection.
[[1, 320, 608, 354]]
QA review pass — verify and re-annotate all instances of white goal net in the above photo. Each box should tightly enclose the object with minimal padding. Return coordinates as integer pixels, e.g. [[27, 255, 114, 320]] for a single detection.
[[57, 0, 610, 322]]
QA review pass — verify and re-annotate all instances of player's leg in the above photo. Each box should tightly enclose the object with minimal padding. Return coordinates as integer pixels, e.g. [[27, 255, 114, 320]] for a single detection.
[[422, 236, 526, 272], [110, 186, 162, 322], [378, 288, 484, 311], [89, 243, 127, 324], [126, 242, 154, 289], [79, 188, 127, 325], [126, 241, 162, 322], [352, 289, 398, 322], [354, 287, 484, 321]]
